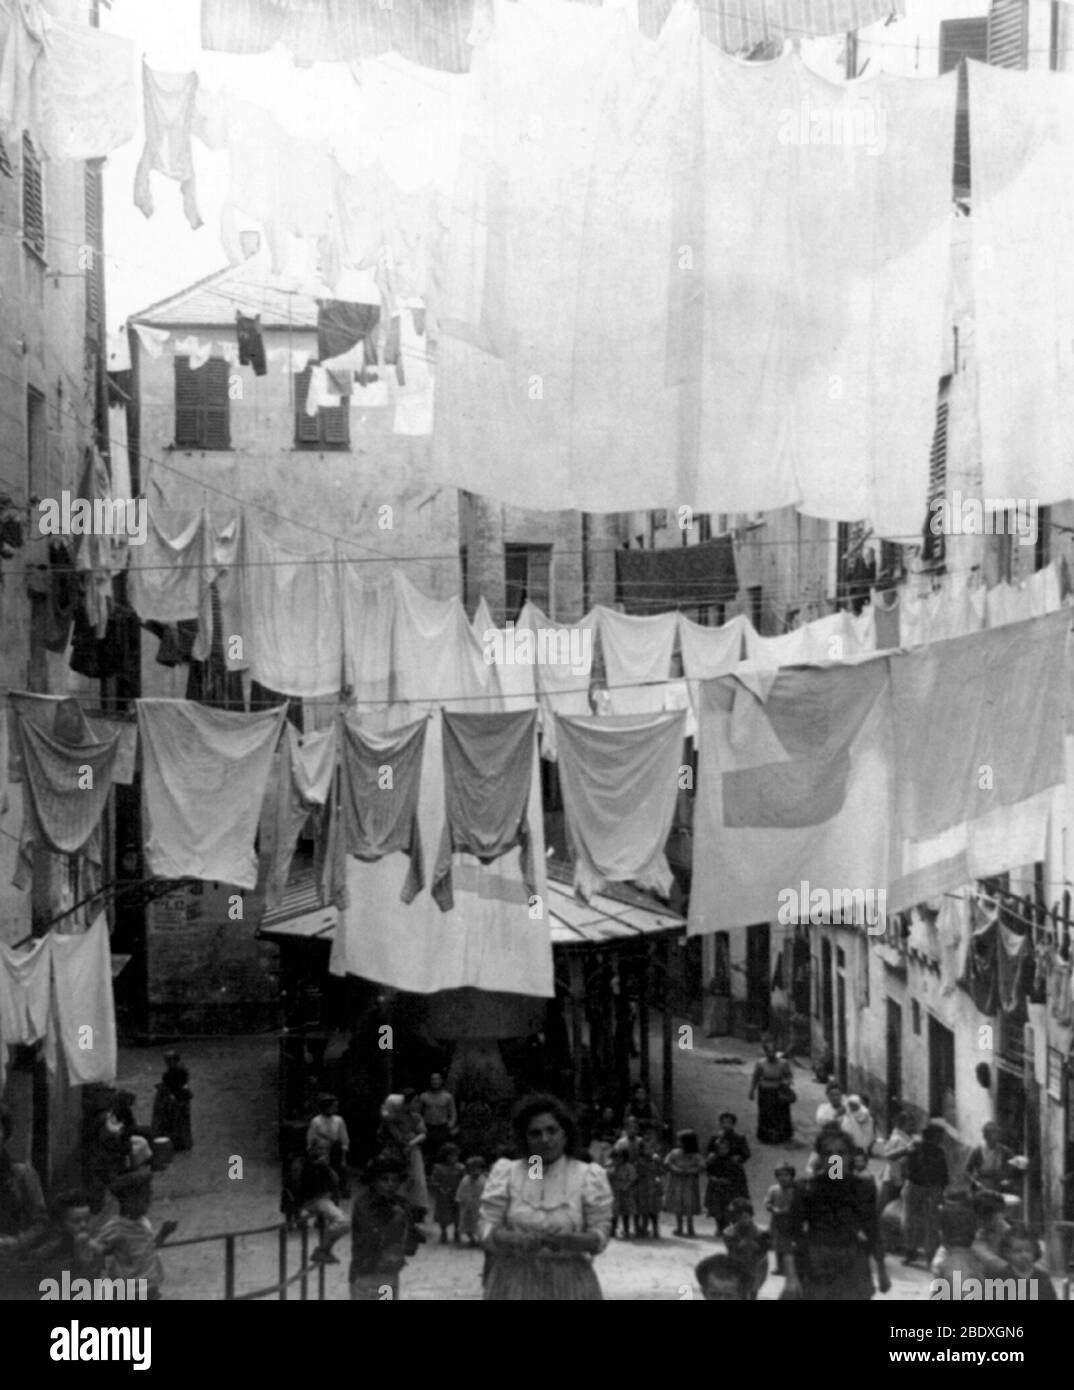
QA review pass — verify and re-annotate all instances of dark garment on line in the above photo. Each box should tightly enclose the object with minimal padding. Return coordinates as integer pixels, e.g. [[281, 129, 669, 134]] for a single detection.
[[432, 709, 537, 913], [236, 313, 267, 376], [960, 904, 1000, 1015], [615, 534, 737, 615], [26, 542, 77, 653], [144, 619, 198, 667], [317, 299, 380, 363], [338, 716, 426, 903]]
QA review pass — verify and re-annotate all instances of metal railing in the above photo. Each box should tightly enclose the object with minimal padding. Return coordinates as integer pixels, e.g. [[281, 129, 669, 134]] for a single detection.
[[161, 1216, 329, 1301]]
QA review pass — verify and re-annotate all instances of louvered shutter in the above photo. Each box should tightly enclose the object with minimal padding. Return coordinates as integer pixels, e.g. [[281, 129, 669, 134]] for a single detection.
[[84, 162, 103, 323], [320, 395, 350, 446], [922, 392, 949, 564], [0, 136, 12, 178], [939, 18, 988, 198], [21, 133, 44, 256], [174, 356, 201, 446], [201, 359, 231, 450], [294, 368, 321, 444], [987, 0, 1028, 68]]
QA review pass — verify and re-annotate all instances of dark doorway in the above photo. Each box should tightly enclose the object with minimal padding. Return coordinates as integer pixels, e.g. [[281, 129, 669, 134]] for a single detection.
[[928, 1016, 957, 1126], [745, 923, 771, 1031], [836, 973, 848, 1092], [821, 939, 834, 1051], [1065, 1068, 1074, 1223], [886, 997, 903, 1129]]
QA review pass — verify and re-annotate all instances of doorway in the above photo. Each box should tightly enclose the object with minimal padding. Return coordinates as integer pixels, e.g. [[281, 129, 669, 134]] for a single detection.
[[745, 923, 771, 1032], [885, 997, 903, 1129], [821, 939, 834, 1053]]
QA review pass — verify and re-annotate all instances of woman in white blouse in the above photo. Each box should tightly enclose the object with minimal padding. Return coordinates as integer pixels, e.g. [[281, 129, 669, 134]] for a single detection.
[[479, 1094, 614, 1300]]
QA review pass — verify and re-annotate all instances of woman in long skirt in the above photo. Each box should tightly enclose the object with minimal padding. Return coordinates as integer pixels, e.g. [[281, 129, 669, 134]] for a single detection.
[[748, 1039, 795, 1144], [479, 1094, 612, 1300]]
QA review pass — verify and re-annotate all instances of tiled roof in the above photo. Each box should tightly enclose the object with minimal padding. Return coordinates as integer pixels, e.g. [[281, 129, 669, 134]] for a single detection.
[[129, 258, 321, 329]]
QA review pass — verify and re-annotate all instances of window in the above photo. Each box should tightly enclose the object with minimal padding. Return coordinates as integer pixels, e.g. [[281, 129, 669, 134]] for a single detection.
[[939, 17, 988, 197], [0, 136, 12, 178], [84, 162, 103, 325], [987, 0, 1028, 69], [747, 585, 763, 632], [921, 381, 950, 567], [174, 356, 231, 450], [294, 367, 349, 449], [504, 543, 551, 620], [22, 133, 44, 258], [1035, 504, 1050, 572], [697, 514, 712, 543]]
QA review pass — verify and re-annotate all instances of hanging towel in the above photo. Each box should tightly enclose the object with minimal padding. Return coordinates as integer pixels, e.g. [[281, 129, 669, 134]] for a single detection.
[[236, 313, 267, 376], [891, 612, 1068, 843], [689, 656, 893, 936], [969, 61, 1074, 510], [137, 699, 286, 890], [128, 508, 216, 662], [218, 514, 344, 699], [50, 915, 116, 1085], [337, 715, 427, 904], [134, 61, 202, 229], [341, 566, 395, 707], [516, 601, 593, 758], [595, 608, 677, 716], [0, 933, 50, 1092], [390, 572, 499, 715], [257, 723, 337, 911], [480, 625, 538, 714], [329, 706, 553, 997], [317, 300, 380, 364], [35, 18, 135, 162], [13, 715, 120, 889], [960, 898, 1000, 1016], [677, 612, 748, 682], [554, 709, 686, 902], [0, 0, 47, 142], [432, 709, 537, 912], [85, 718, 137, 787], [996, 920, 1030, 1016]]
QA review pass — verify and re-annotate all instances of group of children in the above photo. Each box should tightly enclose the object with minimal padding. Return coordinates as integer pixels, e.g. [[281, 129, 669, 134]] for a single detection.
[[426, 1146, 489, 1247]]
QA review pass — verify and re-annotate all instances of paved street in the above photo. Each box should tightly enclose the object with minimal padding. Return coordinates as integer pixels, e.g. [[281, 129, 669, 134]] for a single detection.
[[116, 1025, 937, 1301]]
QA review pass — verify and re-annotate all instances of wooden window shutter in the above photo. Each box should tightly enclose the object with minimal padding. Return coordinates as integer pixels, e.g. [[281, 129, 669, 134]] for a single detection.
[[21, 133, 44, 257], [294, 368, 321, 444], [320, 396, 350, 446], [174, 356, 201, 446], [0, 136, 12, 179], [201, 358, 231, 450], [84, 162, 103, 323], [939, 18, 988, 198], [987, 0, 1028, 68], [922, 389, 950, 564]]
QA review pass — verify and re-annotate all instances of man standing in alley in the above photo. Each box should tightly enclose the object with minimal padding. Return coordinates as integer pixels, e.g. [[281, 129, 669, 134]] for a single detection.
[[418, 1073, 457, 1171]]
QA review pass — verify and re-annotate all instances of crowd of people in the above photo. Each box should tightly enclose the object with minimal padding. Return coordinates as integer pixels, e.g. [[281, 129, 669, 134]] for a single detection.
[[0, 1049, 190, 1300]]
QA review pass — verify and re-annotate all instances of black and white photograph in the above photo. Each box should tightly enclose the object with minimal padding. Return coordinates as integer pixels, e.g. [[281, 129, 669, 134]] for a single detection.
[[0, 0, 1072, 1351]]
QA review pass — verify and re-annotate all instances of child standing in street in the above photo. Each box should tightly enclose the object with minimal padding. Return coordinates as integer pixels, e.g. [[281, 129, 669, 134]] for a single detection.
[[608, 1144, 638, 1239], [634, 1130, 664, 1239], [455, 1155, 487, 1247], [664, 1130, 703, 1238], [705, 1134, 750, 1234], [764, 1163, 796, 1274], [429, 1142, 465, 1245], [721, 1197, 770, 1300]]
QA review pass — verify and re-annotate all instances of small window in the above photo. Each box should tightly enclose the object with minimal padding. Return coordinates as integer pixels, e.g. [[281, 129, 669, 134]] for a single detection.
[[22, 133, 44, 259], [697, 513, 713, 543], [174, 356, 231, 450], [505, 543, 552, 619], [295, 367, 350, 450]]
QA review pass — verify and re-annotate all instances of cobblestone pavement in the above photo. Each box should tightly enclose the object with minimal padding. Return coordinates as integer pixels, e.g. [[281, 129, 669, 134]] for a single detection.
[[114, 1026, 937, 1301]]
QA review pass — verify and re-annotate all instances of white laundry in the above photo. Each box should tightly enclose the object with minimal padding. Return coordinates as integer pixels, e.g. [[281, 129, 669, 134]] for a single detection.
[[517, 600, 594, 758], [595, 607, 677, 716], [128, 508, 217, 661], [341, 565, 395, 707], [50, 915, 116, 1086], [137, 698, 286, 890]]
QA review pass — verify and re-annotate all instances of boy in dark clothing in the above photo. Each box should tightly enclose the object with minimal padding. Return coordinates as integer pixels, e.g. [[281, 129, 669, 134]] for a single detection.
[[349, 1155, 412, 1300]]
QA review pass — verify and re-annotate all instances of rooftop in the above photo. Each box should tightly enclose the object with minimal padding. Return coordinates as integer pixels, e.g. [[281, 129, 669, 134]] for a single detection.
[[129, 257, 321, 330]]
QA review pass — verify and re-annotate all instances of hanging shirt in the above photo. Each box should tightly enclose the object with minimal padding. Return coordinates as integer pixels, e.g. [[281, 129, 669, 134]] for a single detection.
[[137, 699, 286, 890], [134, 61, 202, 229], [235, 313, 266, 376], [432, 709, 537, 912]]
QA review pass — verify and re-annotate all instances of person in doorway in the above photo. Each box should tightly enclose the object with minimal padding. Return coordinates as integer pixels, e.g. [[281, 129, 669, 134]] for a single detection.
[[479, 1093, 613, 1300], [965, 1122, 1018, 1196], [782, 1128, 890, 1301], [349, 1155, 413, 1300], [901, 1124, 949, 1267], [307, 1093, 350, 1197], [418, 1073, 457, 1171], [664, 1130, 704, 1238], [151, 1051, 192, 1153], [695, 1251, 754, 1301], [815, 1082, 847, 1127], [748, 1038, 795, 1144]]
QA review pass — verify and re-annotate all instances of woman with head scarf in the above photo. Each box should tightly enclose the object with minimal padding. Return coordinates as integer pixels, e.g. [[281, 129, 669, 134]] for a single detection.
[[479, 1093, 613, 1300]]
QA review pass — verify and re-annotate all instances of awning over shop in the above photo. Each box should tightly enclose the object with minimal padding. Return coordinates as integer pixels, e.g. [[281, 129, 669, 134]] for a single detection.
[[547, 877, 685, 949]]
